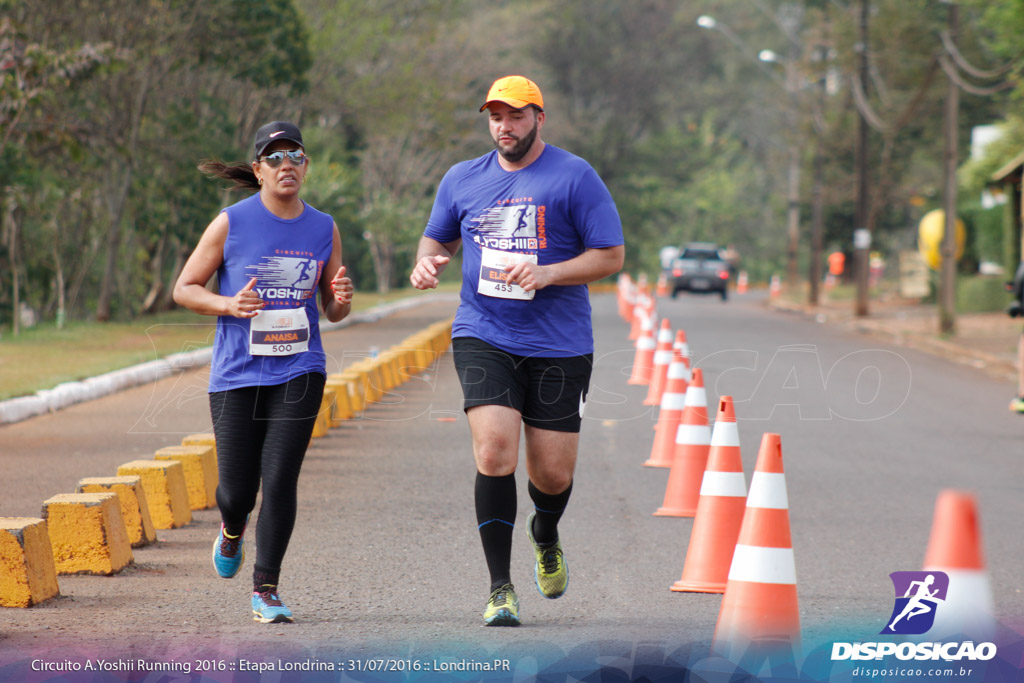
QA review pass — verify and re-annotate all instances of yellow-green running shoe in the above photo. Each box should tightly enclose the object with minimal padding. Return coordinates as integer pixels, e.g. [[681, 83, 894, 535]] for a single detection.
[[526, 512, 568, 599], [1010, 396, 1024, 413], [483, 583, 520, 626]]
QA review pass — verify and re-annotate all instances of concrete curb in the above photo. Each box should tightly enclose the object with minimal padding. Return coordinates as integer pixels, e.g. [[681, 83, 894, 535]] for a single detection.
[[0, 293, 460, 426], [768, 298, 1019, 383]]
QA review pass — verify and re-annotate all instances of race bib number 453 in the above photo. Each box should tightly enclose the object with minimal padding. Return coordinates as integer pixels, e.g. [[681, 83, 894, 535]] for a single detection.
[[478, 247, 537, 300], [249, 307, 310, 356]]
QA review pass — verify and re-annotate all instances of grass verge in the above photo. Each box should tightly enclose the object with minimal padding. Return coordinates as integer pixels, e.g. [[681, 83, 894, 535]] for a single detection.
[[0, 287, 453, 401]]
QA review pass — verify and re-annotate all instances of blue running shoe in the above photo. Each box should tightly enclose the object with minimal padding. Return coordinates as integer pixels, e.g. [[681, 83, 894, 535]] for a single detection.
[[252, 588, 294, 624], [212, 517, 247, 579]]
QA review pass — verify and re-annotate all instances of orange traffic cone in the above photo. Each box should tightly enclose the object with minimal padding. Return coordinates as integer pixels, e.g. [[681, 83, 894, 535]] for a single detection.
[[654, 368, 709, 514], [628, 301, 644, 340], [644, 349, 691, 467], [644, 319, 674, 406], [673, 328, 690, 360], [627, 312, 657, 386], [712, 433, 800, 660], [922, 490, 994, 638], [618, 274, 635, 322], [737, 271, 749, 294], [672, 396, 746, 593], [769, 275, 781, 298], [656, 272, 669, 297], [629, 291, 652, 341]]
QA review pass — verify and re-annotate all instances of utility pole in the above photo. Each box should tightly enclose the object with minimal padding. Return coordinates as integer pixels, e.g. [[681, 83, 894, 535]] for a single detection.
[[939, 3, 959, 334], [785, 55, 801, 292], [853, 0, 871, 317], [808, 6, 832, 307], [808, 47, 827, 306]]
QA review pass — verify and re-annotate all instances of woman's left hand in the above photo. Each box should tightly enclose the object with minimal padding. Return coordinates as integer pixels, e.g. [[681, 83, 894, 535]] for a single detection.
[[330, 266, 354, 305]]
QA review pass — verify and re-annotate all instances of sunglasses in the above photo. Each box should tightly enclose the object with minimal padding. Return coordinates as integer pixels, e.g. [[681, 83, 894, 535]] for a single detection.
[[260, 150, 308, 168]]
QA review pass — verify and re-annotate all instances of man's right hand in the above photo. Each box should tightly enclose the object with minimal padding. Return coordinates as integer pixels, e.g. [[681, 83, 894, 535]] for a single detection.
[[410, 255, 450, 290]]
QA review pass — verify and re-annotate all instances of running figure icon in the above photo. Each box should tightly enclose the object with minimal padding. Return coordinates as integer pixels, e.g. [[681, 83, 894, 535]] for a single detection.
[[888, 574, 939, 631], [292, 259, 315, 288]]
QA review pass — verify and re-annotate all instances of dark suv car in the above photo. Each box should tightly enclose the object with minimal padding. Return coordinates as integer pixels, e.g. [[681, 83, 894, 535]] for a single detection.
[[669, 242, 730, 300]]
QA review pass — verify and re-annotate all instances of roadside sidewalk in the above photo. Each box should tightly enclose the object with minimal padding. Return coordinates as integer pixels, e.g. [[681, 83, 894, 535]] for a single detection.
[[769, 292, 1021, 386]]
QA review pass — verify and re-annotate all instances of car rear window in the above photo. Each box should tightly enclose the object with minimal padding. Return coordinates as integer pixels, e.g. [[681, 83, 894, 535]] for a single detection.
[[681, 248, 722, 260]]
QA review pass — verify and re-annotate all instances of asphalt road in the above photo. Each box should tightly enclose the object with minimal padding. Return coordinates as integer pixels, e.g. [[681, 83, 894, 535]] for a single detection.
[[2, 290, 1023, 680]]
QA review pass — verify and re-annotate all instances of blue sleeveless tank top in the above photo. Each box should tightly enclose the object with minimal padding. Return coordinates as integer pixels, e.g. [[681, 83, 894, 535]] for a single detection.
[[208, 193, 334, 392]]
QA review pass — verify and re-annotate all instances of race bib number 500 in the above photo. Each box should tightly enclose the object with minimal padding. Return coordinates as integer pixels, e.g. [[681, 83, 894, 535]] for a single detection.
[[478, 247, 537, 300], [249, 307, 310, 356]]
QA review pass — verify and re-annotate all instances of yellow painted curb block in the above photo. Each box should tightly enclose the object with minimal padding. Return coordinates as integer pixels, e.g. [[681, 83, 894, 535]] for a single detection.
[[375, 353, 399, 392], [343, 363, 377, 405], [182, 433, 217, 461], [312, 388, 336, 438], [325, 377, 355, 424], [393, 345, 420, 379], [76, 476, 156, 548], [0, 517, 60, 608], [343, 370, 368, 413], [367, 362, 386, 402], [41, 493, 134, 576], [116, 460, 192, 530], [153, 446, 217, 511]]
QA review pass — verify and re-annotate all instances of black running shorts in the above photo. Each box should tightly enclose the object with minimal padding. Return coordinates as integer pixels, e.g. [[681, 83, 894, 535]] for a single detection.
[[452, 336, 593, 433]]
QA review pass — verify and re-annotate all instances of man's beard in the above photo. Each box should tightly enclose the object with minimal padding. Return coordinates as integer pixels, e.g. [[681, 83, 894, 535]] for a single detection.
[[494, 119, 538, 163]]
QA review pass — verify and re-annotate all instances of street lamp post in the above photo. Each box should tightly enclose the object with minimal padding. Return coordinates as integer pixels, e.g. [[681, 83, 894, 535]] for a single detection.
[[760, 49, 802, 295], [699, 14, 803, 295]]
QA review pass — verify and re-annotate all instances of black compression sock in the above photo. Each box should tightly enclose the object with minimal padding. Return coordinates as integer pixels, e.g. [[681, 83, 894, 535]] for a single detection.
[[528, 479, 573, 546], [253, 566, 280, 593], [475, 471, 517, 592]]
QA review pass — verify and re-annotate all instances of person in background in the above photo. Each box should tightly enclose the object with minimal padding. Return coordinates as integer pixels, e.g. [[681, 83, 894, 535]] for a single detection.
[[410, 76, 624, 626], [173, 121, 354, 623]]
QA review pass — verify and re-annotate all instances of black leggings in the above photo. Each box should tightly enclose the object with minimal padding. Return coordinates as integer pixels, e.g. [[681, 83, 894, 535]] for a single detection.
[[208, 372, 326, 575]]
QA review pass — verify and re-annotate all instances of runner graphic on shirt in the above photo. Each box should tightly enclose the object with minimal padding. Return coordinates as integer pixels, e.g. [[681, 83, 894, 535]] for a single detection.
[[471, 205, 538, 240], [246, 256, 319, 301], [291, 259, 315, 289]]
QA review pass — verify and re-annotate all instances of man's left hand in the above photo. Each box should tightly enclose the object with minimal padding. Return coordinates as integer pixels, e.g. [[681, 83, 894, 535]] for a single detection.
[[504, 262, 552, 292]]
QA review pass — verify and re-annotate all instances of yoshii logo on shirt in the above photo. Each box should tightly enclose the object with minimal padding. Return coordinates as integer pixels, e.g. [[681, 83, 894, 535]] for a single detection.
[[246, 256, 318, 301], [471, 204, 537, 238], [470, 204, 548, 251]]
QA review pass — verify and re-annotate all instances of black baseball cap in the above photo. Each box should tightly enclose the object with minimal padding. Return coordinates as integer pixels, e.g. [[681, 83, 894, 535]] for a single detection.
[[253, 121, 303, 159]]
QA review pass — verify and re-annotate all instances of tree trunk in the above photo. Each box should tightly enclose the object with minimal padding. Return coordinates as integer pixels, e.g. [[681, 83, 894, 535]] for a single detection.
[[51, 216, 66, 329], [161, 243, 185, 310], [368, 234, 394, 294], [95, 167, 132, 321], [141, 228, 167, 314], [4, 190, 20, 336]]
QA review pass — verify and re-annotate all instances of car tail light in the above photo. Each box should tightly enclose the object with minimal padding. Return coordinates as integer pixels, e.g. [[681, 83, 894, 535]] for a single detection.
[[672, 268, 682, 277], [718, 270, 729, 279]]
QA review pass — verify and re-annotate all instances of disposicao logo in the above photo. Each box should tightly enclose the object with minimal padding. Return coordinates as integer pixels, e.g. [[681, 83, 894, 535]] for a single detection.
[[830, 571, 997, 663], [881, 571, 948, 635]]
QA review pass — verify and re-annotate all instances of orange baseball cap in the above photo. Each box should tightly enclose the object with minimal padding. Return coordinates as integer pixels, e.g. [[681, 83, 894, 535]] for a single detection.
[[479, 75, 544, 112]]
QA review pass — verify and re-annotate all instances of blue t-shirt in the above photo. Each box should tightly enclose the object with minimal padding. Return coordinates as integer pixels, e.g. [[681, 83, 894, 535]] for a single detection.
[[424, 145, 623, 356], [208, 194, 334, 392]]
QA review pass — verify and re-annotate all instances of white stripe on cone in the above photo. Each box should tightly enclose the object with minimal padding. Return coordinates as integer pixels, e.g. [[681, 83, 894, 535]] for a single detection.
[[660, 392, 686, 411], [727, 545, 797, 584], [684, 386, 707, 406], [923, 567, 995, 639], [699, 471, 747, 498], [675, 423, 711, 445], [746, 472, 789, 510], [710, 421, 739, 447]]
